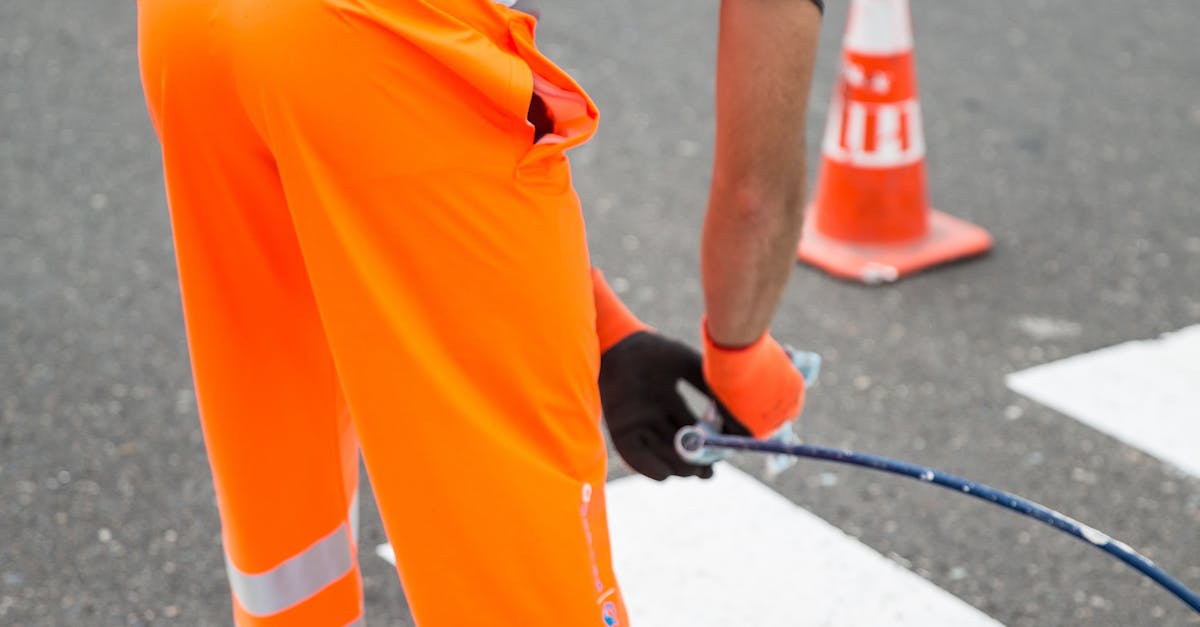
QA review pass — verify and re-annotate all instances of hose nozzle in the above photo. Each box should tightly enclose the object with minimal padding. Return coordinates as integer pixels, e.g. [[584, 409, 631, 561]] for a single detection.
[[674, 425, 711, 464]]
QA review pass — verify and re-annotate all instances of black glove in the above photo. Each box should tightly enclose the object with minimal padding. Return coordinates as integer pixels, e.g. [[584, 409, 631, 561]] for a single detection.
[[599, 331, 746, 481]]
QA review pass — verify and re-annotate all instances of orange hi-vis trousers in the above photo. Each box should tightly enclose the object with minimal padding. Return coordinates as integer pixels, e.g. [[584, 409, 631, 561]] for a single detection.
[[137, 0, 629, 624]]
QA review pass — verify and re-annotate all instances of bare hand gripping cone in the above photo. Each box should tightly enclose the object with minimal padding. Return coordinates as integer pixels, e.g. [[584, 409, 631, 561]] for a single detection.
[[798, 0, 992, 284]]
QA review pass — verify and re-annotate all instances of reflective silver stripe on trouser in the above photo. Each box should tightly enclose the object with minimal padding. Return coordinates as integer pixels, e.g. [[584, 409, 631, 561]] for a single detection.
[[225, 522, 355, 617]]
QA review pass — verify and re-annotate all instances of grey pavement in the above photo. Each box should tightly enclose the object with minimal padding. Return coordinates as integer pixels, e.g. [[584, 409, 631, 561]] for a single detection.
[[2, 1, 1199, 625]]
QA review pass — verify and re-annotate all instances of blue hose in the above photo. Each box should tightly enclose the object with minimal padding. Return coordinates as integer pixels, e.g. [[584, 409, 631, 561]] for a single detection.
[[676, 426, 1200, 615]]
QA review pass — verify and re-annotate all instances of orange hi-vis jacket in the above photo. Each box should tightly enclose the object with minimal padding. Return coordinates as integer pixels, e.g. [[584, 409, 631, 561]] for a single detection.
[[138, 0, 629, 623]]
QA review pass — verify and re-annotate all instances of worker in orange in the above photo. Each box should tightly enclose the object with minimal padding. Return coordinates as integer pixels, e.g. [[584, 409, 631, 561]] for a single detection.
[[136, 0, 822, 624]]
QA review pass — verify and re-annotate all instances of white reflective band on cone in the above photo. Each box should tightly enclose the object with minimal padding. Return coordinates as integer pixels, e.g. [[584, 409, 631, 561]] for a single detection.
[[845, 0, 914, 56], [226, 523, 355, 617], [822, 98, 925, 168]]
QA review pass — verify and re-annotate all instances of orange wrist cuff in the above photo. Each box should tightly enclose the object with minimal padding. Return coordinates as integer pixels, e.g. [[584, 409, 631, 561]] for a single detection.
[[592, 269, 650, 353], [701, 316, 804, 438]]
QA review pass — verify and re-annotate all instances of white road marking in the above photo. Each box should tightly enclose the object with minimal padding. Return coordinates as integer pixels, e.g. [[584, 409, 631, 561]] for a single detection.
[[375, 466, 1002, 625], [1007, 325, 1200, 477], [374, 543, 395, 566], [606, 466, 1003, 627]]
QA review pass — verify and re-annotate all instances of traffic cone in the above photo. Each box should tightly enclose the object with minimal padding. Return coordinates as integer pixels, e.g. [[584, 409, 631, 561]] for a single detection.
[[798, 0, 991, 284]]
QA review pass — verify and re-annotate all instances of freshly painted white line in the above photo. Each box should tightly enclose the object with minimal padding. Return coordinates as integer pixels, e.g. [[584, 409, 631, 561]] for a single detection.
[[1007, 325, 1200, 477], [606, 466, 1003, 627]]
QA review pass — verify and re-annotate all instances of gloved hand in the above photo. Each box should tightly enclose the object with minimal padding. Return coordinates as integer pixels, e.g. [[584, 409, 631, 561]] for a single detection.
[[593, 269, 721, 480], [701, 316, 806, 439], [599, 331, 724, 480]]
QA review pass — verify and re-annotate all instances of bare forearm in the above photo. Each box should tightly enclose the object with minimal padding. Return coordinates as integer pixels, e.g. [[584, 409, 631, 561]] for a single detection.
[[702, 0, 821, 346]]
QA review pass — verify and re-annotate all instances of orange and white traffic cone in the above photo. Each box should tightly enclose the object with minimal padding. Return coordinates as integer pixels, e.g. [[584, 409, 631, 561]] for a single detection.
[[798, 0, 991, 284]]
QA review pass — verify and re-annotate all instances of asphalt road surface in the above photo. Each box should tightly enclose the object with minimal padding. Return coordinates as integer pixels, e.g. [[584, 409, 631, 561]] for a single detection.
[[3, 1, 1198, 625]]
